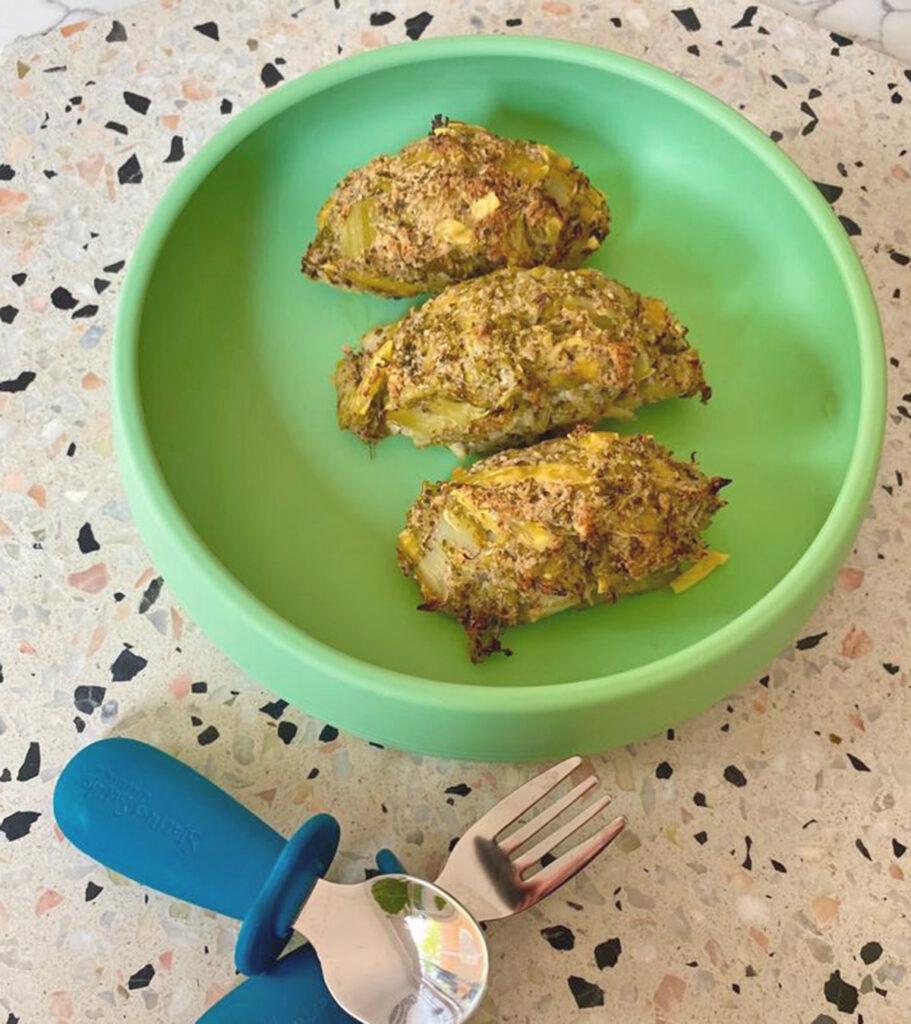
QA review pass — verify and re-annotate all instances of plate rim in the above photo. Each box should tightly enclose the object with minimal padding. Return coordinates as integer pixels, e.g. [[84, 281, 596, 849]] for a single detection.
[[113, 34, 886, 717]]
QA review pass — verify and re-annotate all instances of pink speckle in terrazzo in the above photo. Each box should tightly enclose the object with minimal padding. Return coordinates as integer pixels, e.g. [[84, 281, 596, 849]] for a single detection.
[[169, 672, 191, 699], [35, 889, 64, 916], [0, 188, 28, 212], [48, 991, 73, 1020], [67, 563, 110, 593], [836, 566, 865, 590], [841, 625, 873, 658]]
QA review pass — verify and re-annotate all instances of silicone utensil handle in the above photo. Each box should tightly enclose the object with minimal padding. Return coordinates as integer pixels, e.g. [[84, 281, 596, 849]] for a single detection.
[[197, 851, 406, 1024], [54, 737, 340, 972]]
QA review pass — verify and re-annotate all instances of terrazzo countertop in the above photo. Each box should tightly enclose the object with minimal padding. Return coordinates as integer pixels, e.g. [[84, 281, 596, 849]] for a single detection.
[[1, 1, 910, 1022], [7, 0, 911, 61]]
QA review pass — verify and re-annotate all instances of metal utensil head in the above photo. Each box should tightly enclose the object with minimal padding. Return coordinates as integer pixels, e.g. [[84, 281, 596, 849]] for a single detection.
[[294, 873, 488, 1024], [435, 756, 625, 921]]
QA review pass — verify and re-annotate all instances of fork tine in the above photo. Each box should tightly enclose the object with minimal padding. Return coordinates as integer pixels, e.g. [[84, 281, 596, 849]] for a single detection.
[[514, 793, 613, 873], [523, 815, 625, 900], [467, 756, 584, 839], [499, 776, 598, 856]]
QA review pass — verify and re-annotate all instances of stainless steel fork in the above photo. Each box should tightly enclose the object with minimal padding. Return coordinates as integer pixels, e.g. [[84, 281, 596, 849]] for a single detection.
[[436, 755, 625, 922]]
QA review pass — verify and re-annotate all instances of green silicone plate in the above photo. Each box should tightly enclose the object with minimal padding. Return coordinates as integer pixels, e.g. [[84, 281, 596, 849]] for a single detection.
[[114, 36, 885, 761]]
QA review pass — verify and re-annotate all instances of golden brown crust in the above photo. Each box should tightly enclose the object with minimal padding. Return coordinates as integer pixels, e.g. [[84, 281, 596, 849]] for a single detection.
[[303, 119, 610, 297], [397, 429, 729, 660], [335, 267, 709, 452]]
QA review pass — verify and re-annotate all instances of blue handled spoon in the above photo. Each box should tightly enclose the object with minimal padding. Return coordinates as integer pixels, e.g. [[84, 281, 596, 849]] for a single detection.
[[197, 849, 407, 1024], [54, 738, 487, 1023]]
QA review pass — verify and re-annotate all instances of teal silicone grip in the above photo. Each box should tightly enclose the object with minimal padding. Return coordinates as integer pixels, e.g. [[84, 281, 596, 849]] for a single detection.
[[198, 850, 405, 1024], [53, 738, 338, 933]]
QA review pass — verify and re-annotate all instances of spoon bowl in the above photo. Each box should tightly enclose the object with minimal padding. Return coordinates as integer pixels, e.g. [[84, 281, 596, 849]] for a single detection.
[[296, 874, 488, 1024]]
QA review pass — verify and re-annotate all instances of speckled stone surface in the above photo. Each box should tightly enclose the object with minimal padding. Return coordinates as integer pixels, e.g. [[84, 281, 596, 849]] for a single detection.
[[1, 1, 910, 1021]]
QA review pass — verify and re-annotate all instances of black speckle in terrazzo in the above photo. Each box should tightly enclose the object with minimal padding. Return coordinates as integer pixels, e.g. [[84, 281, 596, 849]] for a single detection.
[[567, 975, 604, 1008], [672, 7, 701, 31], [106, 20, 127, 42], [197, 725, 219, 746], [73, 716, 85, 732], [194, 21, 219, 41], [860, 941, 882, 964], [11, 272, 26, 285], [724, 764, 747, 787], [307, 767, 319, 779], [889, 251, 910, 266], [51, 286, 78, 310], [741, 835, 753, 870], [0, 164, 15, 180], [85, 880, 103, 901], [771, 858, 787, 873], [117, 154, 143, 185], [1, 810, 41, 841], [0, 769, 10, 782], [123, 90, 150, 114], [73, 304, 98, 319], [319, 724, 339, 742], [846, 752, 870, 772], [814, 180, 843, 204], [610, 16, 621, 27], [655, 760, 673, 779], [856, 837, 872, 861], [405, 11, 433, 40], [893, 838, 907, 857], [824, 970, 859, 1013], [128, 964, 155, 990], [693, 791, 707, 806], [190, 715, 202, 727], [839, 214, 861, 236], [105, 120, 128, 135], [6, 1013, 20, 1024], [261, 63, 284, 88], [370, 11, 396, 25], [830, 31, 853, 48], [796, 631, 828, 650], [731, 6, 757, 28], [800, 101, 819, 135], [74, 685, 106, 714], [94, 277, 110, 294], [139, 576, 163, 614], [259, 698, 287, 719], [541, 925, 575, 950], [0, 370, 35, 391], [113, 591, 125, 602], [104, 259, 125, 273], [445, 783, 471, 797], [506, 17, 522, 27], [694, 830, 708, 845], [164, 136, 185, 163], [110, 645, 147, 682], [277, 720, 298, 745], [686, 44, 700, 56], [595, 936, 621, 969], [220, 98, 233, 114], [771, 73, 787, 89], [16, 742, 40, 782], [77, 522, 100, 554], [191, 681, 207, 693]]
